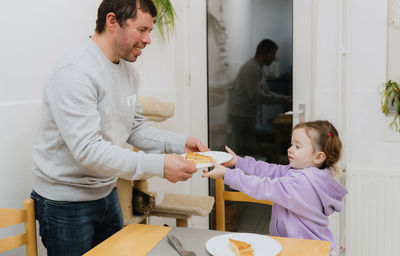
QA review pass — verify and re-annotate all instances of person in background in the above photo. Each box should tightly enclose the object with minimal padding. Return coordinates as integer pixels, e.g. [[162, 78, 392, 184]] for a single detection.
[[203, 120, 347, 252], [227, 39, 291, 154], [30, 0, 207, 255]]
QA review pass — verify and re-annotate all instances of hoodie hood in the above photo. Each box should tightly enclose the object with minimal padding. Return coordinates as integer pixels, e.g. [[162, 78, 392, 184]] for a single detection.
[[301, 168, 348, 216]]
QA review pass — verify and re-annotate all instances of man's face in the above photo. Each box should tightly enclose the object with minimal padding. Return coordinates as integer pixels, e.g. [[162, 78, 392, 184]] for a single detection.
[[263, 49, 277, 66], [114, 9, 155, 62]]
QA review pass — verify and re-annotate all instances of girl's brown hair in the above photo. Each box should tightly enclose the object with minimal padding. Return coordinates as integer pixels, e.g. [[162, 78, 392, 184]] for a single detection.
[[293, 120, 342, 170]]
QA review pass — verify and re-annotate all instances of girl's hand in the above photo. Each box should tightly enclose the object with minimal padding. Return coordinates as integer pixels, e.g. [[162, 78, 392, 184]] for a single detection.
[[201, 159, 227, 179], [223, 146, 238, 167]]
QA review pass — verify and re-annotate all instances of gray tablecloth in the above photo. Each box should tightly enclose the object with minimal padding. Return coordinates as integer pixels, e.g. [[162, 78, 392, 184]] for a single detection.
[[147, 227, 231, 256]]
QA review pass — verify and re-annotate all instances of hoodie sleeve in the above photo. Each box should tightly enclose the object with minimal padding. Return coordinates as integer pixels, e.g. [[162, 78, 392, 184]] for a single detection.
[[236, 156, 290, 178], [223, 168, 331, 217]]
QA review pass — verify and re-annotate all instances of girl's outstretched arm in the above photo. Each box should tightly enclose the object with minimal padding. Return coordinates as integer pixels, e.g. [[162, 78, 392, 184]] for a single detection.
[[236, 156, 290, 178]]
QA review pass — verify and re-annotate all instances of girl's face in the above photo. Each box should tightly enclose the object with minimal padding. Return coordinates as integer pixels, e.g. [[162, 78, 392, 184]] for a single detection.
[[288, 128, 321, 169]]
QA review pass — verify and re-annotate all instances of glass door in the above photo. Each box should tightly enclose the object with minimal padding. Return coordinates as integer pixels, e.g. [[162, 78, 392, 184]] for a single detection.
[[207, 0, 293, 233]]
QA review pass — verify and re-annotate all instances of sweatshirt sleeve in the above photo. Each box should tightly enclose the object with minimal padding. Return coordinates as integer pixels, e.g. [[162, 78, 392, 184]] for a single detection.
[[126, 99, 187, 154], [224, 168, 321, 215], [44, 65, 166, 180], [236, 156, 290, 178]]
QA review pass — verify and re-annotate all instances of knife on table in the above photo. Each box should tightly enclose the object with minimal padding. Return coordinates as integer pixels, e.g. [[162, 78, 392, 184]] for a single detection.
[[167, 234, 196, 256]]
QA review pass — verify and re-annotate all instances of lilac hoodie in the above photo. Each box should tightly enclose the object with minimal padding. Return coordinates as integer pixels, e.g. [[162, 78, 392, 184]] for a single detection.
[[223, 156, 348, 251]]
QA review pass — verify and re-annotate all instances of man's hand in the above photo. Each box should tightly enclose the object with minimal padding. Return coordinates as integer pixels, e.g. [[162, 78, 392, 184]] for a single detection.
[[201, 159, 227, 179], [164, 153, 197, 183], [184, 136, 209, 153]]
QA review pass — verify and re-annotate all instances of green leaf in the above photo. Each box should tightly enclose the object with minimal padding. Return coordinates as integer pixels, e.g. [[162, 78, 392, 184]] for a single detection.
[[153, 0, 177, 41], [381, 80, 400, 132]]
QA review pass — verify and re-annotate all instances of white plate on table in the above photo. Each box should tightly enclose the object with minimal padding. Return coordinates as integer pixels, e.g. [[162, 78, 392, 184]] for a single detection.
[[205, 233, 281, 256], [181, 151, 232, 169]]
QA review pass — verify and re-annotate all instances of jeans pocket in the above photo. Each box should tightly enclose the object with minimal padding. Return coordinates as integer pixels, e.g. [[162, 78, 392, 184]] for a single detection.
[[30, 191, 42, 220], [31, 191, 50, 246]]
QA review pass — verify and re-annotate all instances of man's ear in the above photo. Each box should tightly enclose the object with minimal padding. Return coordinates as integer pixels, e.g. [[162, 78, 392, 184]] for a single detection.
[[314, 151, 326, 167], [105, 12, 119, 32]]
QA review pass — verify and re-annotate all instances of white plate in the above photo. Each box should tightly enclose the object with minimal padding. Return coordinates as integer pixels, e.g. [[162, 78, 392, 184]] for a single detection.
[[205, 233, 282, 256], [181, 151, 232, 169]]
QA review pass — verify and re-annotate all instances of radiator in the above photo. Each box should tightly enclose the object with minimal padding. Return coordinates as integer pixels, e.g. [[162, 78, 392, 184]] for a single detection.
[[346, 165, 400, 256]]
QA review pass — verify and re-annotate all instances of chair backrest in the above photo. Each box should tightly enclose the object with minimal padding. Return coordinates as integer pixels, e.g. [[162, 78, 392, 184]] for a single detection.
[[0, 198, 38, 256], [215, 178, 273, 231]]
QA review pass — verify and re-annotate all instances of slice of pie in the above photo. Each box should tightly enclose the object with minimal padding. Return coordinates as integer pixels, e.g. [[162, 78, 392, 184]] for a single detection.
[[185, 152, 214, 165], [228, 238, 254, 256]]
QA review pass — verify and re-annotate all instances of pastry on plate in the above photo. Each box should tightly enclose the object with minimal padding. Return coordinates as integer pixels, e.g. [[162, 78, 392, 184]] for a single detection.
[[228, 238, 254, 256], [185, 152, 214, 165]]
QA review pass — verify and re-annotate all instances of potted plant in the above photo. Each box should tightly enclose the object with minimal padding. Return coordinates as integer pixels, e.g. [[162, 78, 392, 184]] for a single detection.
[[153, 0, 177, 41], [381, 80, 400, 132]]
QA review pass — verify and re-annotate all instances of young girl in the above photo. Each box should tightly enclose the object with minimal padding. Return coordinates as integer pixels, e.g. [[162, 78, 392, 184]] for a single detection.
[[203, 120, 347, 251]]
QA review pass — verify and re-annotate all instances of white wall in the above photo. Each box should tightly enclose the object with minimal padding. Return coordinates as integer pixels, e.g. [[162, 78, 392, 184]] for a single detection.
[[346, 0, 400, 163], [388, 0, 400, 82], [0, 1, 101, 255], [345, 0, 400, 254], [0, 0, 208, 255], [307, 0, 400, 255]]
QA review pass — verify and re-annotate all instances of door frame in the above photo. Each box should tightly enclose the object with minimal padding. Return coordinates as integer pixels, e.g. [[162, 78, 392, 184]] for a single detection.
[[292, 0, 314, 124]]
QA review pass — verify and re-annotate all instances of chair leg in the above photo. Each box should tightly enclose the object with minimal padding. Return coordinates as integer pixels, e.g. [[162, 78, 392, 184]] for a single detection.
[[176, 218, 188, 227], [24, 199, 38, 256], [216, 178, 226, 231]]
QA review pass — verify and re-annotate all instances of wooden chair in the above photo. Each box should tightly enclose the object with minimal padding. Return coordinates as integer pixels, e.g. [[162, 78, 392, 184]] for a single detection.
[[0, 198, 38, 255], [215, 178, 273, 231]]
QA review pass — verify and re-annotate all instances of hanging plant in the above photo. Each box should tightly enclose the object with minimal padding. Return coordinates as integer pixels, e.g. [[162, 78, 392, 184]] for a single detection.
[[381, 80, 400, 132], [153, 0, 177, 41], [207, 11, 230, 84], [207, 12, 227, 45]]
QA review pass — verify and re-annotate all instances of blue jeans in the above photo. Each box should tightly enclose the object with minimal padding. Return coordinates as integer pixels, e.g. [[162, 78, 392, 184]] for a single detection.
[[31, 188, 123, 256]]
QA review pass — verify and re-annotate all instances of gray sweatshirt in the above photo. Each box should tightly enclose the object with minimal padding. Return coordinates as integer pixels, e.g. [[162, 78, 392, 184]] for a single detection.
[[32, 38, 186, 201]]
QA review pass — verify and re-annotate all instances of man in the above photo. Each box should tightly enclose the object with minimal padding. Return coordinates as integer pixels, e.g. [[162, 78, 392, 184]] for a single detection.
[[30, 0, 207, 255], [228, 39, 291, 154]]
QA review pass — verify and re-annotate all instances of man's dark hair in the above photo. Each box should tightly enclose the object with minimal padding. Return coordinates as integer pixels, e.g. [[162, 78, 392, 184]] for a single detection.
[[255, 39, 278, 57], [95, 0, 157, 33]]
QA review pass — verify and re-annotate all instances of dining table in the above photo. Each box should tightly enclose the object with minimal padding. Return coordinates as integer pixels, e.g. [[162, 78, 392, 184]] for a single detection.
[[83, 223, 330, 256]]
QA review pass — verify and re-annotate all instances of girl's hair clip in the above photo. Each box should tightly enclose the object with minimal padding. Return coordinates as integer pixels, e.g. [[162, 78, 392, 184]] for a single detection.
[[328, 133, 332, 137]]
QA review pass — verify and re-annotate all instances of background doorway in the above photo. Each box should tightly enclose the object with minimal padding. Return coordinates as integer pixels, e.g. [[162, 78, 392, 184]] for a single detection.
[[207, 0, 293, 233]]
